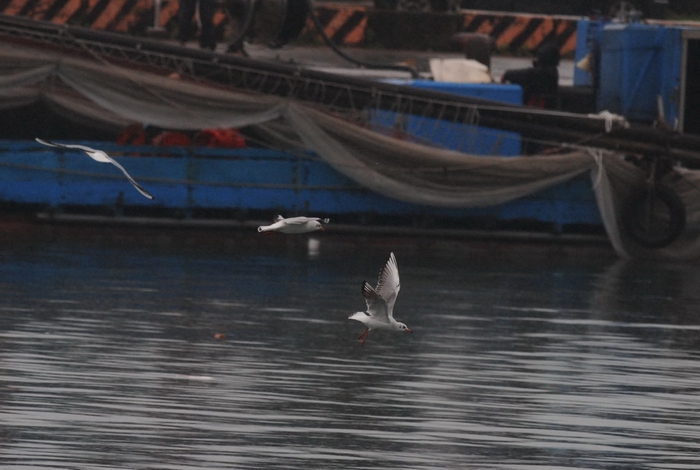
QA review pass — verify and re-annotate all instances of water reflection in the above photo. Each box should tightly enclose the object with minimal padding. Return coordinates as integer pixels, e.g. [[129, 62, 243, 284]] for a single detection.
[[1, 224, 699, 469]]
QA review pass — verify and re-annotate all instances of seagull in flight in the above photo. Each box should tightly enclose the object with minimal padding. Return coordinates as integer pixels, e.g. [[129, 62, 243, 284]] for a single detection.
[[349, 252, 412, 346], [257, 215, 329, 234], [35, 138, 154, 200]]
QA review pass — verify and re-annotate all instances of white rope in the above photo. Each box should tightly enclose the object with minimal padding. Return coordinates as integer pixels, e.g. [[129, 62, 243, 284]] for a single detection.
[[586, 110, 630, 133]]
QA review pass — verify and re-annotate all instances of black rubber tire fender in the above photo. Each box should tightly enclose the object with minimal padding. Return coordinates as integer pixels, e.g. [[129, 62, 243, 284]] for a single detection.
[[621, 183, 686, 249]]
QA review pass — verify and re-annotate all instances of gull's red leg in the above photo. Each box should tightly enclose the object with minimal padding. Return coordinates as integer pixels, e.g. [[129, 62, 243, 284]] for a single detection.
[[358, 328, 369, 346]]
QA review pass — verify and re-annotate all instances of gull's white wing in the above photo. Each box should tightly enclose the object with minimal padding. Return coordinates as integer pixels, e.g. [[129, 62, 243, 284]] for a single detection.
[[280, 216, 315, 225], [36, 138, 57, 147], [82, 149, 114, 164], [102, 156, 154, 200], [258, 220, 283, 232], [375, 252, 400, 319], [361, 281, 389, 323], [282, 216, 329, 225], [36, 138, 66, 149], [36, 138, 153, 200], [36, 138, 101, 157], [262, 220, 286, 231]]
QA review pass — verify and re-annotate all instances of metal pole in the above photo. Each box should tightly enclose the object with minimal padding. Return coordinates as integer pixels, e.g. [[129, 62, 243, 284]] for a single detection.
[[147, 0, 166, 35]]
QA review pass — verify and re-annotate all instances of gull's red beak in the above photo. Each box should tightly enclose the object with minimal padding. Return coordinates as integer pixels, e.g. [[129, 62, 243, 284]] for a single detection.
[[406, 328, 412, 333]]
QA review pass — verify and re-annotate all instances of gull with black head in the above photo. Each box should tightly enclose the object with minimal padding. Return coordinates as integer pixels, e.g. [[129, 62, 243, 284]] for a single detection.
[[257, 215, 329, 234], [349, 252, 412, 346]]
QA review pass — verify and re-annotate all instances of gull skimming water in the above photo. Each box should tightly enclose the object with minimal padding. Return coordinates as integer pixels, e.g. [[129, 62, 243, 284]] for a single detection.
[[349, 252, 412, 346], [257, 215, 329, 234], [35, 138, 154, 200]]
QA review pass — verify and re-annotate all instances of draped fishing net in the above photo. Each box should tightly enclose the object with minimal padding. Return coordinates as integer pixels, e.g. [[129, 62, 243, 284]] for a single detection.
[[1, 43, 700, 259]]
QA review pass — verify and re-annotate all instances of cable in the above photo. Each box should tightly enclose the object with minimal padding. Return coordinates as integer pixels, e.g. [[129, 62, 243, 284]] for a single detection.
[[304, 0, 420, 78]]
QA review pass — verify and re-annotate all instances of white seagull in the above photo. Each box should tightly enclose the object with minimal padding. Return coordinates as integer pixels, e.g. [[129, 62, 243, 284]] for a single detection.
[[35, 138, 154, 200], [349, 252, 412, 346], [257, 215, 329, 234]]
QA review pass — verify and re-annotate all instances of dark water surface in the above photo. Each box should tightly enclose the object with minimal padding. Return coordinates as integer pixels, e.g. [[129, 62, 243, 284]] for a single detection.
[[1, 222, 700, 469]]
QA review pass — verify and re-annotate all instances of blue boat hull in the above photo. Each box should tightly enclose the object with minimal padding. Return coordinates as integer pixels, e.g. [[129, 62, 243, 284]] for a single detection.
[[0, 140, 602, 231]]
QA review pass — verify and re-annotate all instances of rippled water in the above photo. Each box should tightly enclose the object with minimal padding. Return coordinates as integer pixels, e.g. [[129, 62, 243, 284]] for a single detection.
[[1, 223, 700, 469]]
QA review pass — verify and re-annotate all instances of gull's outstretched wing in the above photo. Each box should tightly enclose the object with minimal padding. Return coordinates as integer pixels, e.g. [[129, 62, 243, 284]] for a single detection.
[[271, 216, 329, 226], [36, 138, 101, 158], [36, 138, 154, 200], [375, 252, 400, 319], [361, 281, 389, 323], [100, 156, 154, 200], [35, 138, 64, 149], [280, 216, 313, 225]]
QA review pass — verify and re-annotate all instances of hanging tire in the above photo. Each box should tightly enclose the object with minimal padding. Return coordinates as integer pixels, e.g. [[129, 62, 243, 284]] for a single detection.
[[621, 184, 686, 249]]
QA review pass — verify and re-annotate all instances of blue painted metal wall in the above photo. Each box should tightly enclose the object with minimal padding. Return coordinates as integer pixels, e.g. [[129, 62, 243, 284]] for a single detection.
[[372, 81, 522, 156], [597, 23, 683, 123], [0, 140, 601, 228]]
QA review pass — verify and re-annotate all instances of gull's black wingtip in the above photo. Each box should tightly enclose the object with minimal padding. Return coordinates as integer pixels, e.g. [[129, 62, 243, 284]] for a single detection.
[[133, 184, 154, 200], [361, 281, 381, 301]]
